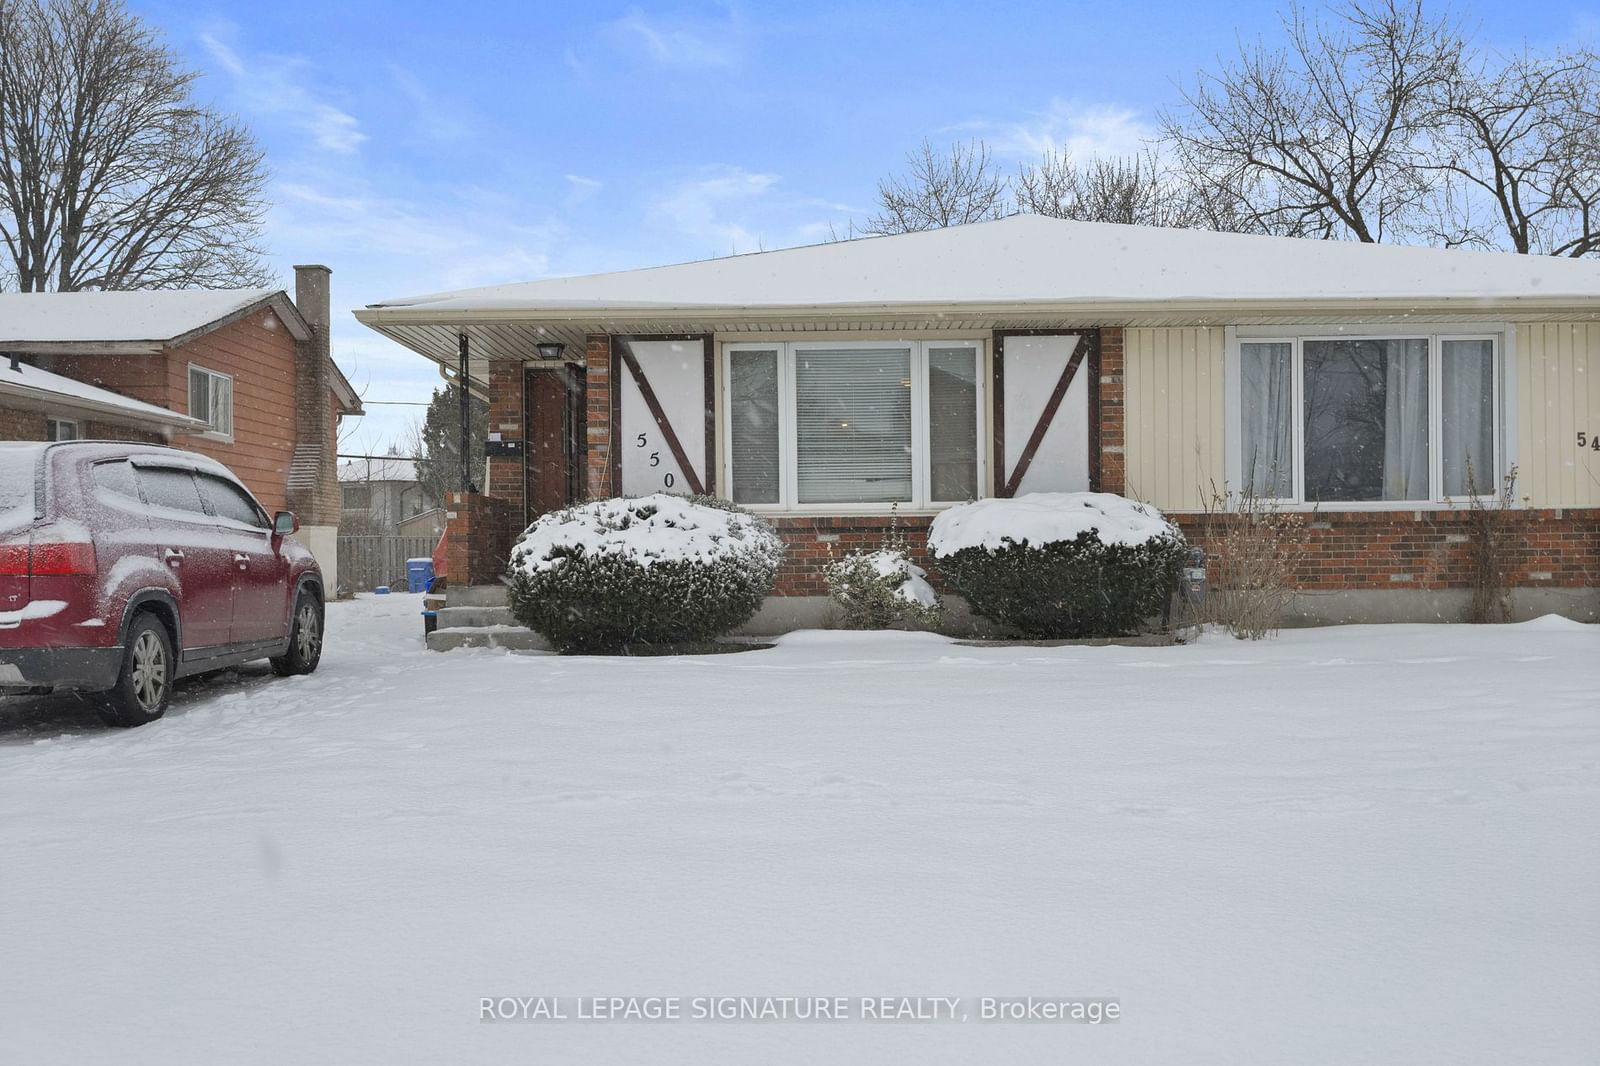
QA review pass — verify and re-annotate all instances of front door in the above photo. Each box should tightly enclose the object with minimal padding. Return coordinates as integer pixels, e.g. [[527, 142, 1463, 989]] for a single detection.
[[525, 366, 586, 521]]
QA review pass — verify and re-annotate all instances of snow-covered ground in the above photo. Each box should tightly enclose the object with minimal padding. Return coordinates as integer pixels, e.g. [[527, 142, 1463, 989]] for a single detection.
[[2, 595, 1596, 1064]]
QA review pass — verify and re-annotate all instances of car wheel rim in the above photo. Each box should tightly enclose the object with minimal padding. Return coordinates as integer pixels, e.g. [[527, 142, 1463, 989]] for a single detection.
[[296, 604, 321, 660], [131, 630, 167, 711]]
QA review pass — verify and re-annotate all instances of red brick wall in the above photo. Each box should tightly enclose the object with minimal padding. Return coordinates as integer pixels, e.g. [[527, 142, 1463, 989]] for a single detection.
[[0, 405, 163, 444], [486, 358, 526, 531], [444, 492, 515, 586], [0, 406, 48, 440], [584, 333, 613, 498], [769, 515, 937, 596], [1173, 509, 1600, 591]]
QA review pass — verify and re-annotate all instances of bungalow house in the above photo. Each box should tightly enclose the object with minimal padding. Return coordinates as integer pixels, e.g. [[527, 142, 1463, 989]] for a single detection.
[[355, 216, 1600, 627], [0, 266, 363, 590]]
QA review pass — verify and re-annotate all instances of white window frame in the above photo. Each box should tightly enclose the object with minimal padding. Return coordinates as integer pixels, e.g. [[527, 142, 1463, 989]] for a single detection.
[[46, 417, 79, 442], [187, 363, 235, 441], [1226, 326, 1511, 510], [721, 339, 987, 513]]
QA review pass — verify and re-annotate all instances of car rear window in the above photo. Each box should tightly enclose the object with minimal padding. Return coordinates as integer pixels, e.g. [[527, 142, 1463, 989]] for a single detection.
[[138, 466, 208, 515], [198, 473, 267, 528], [92, 459, 141, 502], [0, 443, 46, 533]]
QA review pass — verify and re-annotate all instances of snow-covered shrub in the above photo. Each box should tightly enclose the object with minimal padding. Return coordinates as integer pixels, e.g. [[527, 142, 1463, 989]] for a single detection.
[[825, 549, 943, 630], [507, 494, 784, 652], [929, 492, 1187, 638]]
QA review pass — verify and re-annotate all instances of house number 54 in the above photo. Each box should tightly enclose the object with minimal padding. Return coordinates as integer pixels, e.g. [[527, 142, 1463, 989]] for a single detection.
[[1579, 432, 1600, 451]]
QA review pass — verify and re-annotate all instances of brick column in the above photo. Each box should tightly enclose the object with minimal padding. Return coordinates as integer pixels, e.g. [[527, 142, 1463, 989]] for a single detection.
[[584, 333, 613, 498], [445, 491, 514, 586], [486, 357, 526, 532], [1098, 327, 1126, 495]]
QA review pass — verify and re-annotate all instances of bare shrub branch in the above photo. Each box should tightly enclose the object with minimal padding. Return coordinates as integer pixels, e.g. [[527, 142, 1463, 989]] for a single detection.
[[1195, 480, 1308, 640]]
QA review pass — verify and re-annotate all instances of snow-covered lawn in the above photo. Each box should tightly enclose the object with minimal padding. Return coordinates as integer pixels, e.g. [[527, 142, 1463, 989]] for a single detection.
[[2, 595, 1596, 1064]]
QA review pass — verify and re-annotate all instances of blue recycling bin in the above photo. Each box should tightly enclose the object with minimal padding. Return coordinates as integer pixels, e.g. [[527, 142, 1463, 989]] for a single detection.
[[406, 558, 436, 594]]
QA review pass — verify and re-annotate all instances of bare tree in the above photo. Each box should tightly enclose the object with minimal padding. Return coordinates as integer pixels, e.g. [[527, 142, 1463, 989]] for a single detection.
[[0, 0, 269, 291], [1162, 0, 1460, 243], [1015, 146, 1261, 231], [861, 138, 1008, 235], [1425, 48, 1600, 257]]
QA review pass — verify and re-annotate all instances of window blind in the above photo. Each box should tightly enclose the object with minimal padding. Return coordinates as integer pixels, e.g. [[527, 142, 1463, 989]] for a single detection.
[[794, 347, 912, 504]]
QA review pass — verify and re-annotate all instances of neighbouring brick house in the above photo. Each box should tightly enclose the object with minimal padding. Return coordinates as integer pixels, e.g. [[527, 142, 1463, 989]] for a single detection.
[[0, 266, 363, 590], [356, 216, 1600, 627]]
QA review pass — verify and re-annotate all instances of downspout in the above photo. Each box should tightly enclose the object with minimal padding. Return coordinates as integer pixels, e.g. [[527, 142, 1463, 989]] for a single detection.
[[457, 332, 476, 493]]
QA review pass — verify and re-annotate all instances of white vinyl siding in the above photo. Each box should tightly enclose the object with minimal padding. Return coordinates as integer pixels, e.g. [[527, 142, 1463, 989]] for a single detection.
[[1124, 327, 1227, 511], [1515, 323, 1600, 509]]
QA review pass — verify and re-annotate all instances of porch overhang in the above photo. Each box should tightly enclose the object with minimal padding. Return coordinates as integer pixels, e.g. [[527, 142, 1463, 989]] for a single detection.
[[353, 294, 1600, 389]]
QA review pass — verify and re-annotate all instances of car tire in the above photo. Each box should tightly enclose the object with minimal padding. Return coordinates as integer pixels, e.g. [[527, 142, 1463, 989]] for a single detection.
[[271, 591, 323, 677], [99, 613, 174, 727]]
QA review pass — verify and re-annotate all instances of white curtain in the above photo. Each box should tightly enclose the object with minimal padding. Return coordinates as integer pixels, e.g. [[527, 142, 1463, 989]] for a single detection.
[[1441, 339, 1495, 496], [1241, 342, 1293, 497], [1381, 339, 1429, 500]]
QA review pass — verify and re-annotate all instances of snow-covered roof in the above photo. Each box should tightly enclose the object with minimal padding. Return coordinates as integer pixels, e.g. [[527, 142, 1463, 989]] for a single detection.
[[368, 215, 1600, 314], [0, 289, 307, 351], [338, 457, 419, 484], [0, 359, 205, 430]]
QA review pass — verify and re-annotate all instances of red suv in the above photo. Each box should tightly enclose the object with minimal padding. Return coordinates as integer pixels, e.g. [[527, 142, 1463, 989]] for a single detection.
[[0, 441, 324, 726]]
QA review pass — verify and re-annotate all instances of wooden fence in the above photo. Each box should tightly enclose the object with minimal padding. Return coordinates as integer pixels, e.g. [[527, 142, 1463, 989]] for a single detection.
[[337, 535, 438, 593]]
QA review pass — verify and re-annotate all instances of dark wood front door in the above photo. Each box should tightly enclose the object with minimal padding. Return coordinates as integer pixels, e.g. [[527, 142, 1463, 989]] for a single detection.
[[525, 365, 586, 521]]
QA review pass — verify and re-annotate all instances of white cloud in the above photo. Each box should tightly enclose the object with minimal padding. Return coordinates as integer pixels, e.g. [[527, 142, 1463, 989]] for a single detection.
[[201, 31, 367, 154], [602, 6, 748, 70], [956, 98, 1155, 161], [387, 66, 475, 144], [650, 166, 861, 256], [653, 167, 782, 253], [564, 174, 602, 208]]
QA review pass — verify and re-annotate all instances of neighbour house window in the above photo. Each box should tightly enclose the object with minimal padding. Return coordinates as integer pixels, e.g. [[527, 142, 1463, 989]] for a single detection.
[[188, 365, 234, 438], [342, 485, 372, 510], [725, 341, 983, 510], [46, 417, 79, 442], [1238, 333, 1500, 503]]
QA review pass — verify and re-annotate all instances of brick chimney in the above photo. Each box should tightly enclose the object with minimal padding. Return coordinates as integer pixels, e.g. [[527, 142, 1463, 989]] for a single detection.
[[285, 264, 339, 527]]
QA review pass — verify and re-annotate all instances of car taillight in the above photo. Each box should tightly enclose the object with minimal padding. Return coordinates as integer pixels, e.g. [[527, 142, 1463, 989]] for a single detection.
[[30, 541, 96, 576], [0, 543, 29, 576]]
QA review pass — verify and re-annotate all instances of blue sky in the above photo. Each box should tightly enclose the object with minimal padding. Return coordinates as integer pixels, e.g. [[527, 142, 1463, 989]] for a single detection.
[[131, 0, 1600, 453]]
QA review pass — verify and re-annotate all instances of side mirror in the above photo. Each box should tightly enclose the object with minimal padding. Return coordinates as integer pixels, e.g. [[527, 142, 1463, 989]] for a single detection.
[[273, 511, 299, 536]]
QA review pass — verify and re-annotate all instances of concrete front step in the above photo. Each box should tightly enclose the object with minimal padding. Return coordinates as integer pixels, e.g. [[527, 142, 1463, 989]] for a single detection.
[[435, 605, 516, 628], [446, 584, 509, 608], [426, 625, 550, 653]]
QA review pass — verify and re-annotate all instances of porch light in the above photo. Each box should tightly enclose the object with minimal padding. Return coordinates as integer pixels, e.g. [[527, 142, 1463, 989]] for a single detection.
[[535, 341, 566, 361]]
